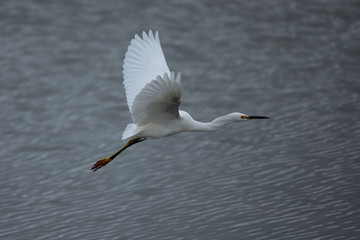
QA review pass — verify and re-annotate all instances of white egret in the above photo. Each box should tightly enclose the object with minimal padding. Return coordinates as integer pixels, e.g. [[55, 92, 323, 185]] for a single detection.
[[92, 30, 269, 171]]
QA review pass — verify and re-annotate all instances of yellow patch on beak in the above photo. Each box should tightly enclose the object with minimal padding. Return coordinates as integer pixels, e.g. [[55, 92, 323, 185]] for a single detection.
[[241, 115, 248, 119]]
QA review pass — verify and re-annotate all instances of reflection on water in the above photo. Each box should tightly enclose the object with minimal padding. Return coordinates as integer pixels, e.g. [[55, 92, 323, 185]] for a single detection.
[[1, 1, 359, 239]]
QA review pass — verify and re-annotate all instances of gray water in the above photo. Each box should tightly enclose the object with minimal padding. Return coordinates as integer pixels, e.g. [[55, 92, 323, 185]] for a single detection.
[[1, 1, 360, 239]]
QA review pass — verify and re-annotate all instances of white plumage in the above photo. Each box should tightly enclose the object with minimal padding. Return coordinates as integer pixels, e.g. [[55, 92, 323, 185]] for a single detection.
[[122, 30, 183, 141], [92, 30, 269, 171], [123, 31, 171, 113]]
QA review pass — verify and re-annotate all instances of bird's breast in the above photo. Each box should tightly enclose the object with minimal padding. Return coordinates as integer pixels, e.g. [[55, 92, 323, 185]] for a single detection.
[[141, 119, 186, 139]]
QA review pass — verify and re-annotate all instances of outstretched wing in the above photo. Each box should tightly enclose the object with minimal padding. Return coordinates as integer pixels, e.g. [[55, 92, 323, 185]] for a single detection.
[[131, 72, 182, 126], [123, 30, 171, 113]]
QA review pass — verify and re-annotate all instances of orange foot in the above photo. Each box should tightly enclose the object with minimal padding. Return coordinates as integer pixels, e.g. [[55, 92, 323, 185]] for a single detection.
[[92, 158, 112, 171]]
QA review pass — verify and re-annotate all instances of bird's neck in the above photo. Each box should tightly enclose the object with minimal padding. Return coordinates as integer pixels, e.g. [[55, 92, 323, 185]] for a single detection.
[[189, 114, 237, 132]]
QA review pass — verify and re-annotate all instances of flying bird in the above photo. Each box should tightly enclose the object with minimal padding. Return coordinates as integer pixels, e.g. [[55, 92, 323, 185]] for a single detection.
[[92, 30, 269, 171]]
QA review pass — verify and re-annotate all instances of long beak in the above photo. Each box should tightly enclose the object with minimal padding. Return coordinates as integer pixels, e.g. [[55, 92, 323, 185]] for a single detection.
[[246, 115, 270, 119]]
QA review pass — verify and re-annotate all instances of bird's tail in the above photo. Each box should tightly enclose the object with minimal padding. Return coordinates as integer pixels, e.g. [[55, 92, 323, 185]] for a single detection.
[[122, 123, 142, 141]]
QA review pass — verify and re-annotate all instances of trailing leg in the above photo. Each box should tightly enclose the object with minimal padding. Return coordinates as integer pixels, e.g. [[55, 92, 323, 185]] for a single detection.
[[91, 138, 145, 171]]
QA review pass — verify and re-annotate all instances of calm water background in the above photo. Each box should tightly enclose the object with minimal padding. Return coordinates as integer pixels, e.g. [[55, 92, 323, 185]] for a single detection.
[[1, 0, 360, 239]]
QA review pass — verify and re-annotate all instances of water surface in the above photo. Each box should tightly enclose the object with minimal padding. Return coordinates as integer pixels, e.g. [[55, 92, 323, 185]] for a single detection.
[[1, 1, 360, 239]]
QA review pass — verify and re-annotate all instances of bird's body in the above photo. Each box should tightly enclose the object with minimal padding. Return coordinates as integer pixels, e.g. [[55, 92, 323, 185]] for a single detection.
[[124, 111, 193, 141], [124, 111, 255, 141], [92, 30, 269, 171]]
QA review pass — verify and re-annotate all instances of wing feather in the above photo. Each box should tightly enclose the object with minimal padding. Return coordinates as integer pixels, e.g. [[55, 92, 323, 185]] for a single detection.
[[131, 72, 181, 126], [123, 30, 171, 115]]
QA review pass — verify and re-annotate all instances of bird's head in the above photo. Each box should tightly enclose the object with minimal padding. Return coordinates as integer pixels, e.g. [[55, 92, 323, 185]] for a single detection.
[[230, 112, 270, 121]]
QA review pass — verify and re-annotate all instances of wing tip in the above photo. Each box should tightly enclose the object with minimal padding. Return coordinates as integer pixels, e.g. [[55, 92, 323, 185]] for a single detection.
[[142, 31, 147, 39], [132, 29, 161, 44], [139, 30, 162, 44]]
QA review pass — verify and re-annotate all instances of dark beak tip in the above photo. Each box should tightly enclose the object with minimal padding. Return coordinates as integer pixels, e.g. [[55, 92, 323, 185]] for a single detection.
[[248, 116, 270, 119]]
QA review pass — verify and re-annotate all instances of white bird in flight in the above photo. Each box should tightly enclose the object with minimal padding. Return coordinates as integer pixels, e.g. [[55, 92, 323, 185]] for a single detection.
[[92, 30, 269, 171]]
